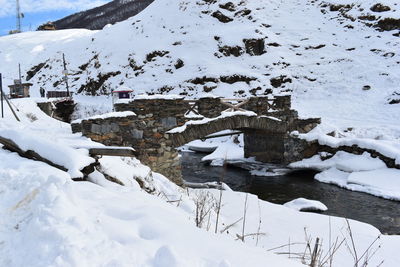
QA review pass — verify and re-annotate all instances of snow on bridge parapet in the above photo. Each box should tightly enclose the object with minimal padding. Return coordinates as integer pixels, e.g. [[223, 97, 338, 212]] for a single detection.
[[166, 111, 287, 147]]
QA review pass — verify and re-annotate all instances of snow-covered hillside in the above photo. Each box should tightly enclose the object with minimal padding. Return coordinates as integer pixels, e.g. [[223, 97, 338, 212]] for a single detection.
[[0, 0, 399, 122]]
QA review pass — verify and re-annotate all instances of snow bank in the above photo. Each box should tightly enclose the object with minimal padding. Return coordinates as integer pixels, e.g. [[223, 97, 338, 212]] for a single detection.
[[0, 126, 94, 178], [290, 151, 387, 172], [0, 151, 303, 267], [292, 151, 400, 200], [299, 132, 400, 165]]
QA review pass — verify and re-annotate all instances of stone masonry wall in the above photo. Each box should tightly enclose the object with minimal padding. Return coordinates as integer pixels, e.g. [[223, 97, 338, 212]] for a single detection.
[[197, 95, 294, 119], [72, 98, 193, 186], [72, 96, 322, 183], [114, 98, 190, 185]]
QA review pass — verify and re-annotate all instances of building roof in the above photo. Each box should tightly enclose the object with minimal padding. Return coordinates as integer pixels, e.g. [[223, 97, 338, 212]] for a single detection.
[[8, 83, 33, 88]]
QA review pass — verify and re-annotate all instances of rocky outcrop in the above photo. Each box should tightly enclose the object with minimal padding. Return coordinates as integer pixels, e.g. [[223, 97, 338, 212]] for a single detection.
[[243, 38, 266, 56], [370, 3, 391, 13], [376, 18, 400, 31], [211, 11, 233, 23]]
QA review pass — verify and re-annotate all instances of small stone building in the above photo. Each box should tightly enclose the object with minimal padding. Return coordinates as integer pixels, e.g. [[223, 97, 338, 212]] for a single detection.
[[8, 82, 32, 98], [112, 87, 134, 100]]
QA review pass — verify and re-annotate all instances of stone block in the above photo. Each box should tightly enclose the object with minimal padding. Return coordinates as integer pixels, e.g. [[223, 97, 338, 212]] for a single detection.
[[161, 117, 177, 128], [131, 129, 144, 139], [91, 124, 102, 134], [153, 132, 163, 139]]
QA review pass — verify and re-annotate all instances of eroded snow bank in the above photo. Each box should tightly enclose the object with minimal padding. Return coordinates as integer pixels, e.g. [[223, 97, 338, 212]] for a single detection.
[[291, 151, 400, 200]]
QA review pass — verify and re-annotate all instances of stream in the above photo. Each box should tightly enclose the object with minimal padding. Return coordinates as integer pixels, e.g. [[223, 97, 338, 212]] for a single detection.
[[181, 151, 400, 235]]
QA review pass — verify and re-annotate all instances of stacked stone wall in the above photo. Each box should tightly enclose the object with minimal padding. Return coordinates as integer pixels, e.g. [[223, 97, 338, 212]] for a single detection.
[[71, 96, 323, 184], [197, 97, 225, 118], [72, 98, 193, 185]]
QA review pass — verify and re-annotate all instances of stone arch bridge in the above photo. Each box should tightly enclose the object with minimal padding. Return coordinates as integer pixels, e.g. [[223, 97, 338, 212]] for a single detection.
[[72, 95, 320, 185]]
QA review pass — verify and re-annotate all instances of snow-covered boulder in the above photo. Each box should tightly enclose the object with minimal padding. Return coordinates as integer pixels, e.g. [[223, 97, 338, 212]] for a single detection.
[[284, 198, 328, 212]]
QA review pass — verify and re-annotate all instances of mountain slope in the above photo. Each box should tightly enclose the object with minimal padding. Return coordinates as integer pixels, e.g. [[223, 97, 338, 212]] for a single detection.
[[53, 0, 154, 30], [0, 0, 399, 128]]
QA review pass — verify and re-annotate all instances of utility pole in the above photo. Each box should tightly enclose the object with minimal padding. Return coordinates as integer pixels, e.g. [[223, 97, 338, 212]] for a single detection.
[[16, 0, 22, 32], [62, 53, 70, 96], [0, 73, 4, 118], [0, 73, 19, 121], [18, 63, 22, 96]]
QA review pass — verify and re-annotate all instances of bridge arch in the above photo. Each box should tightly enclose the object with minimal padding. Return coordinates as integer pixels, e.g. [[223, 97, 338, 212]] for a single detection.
[[166, 113, 287, 147]]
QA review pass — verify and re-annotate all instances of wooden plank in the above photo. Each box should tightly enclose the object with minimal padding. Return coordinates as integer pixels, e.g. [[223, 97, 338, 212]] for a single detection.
[[0, 136, 97, 179], [185, 102, 200, 115], [0, 136, 68, 172], [88, 148, 137, 157], [220, 99, 249, 112]]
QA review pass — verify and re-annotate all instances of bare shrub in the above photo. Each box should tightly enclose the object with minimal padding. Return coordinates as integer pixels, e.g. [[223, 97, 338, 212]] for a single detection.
[[268, 219, 382, 267], [25, 112, 38, 122], [192, 190, 216, 229]]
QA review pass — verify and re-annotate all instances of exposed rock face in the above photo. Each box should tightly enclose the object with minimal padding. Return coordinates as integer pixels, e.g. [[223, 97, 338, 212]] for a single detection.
[[37, 100, 76, 123], [270, 75, 292, 88], [370, 3, 391, 13], [376, 18, 400, 31], [218, 45, 244, 57], [78, 71, 121, 95], [211, 11, 233, 23], [54, 0, 154, 30], [243, 38, 266, 56]]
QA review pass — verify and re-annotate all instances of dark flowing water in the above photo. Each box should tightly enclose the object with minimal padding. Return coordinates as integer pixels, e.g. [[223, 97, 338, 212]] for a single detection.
[[181, 152, 400, 235]]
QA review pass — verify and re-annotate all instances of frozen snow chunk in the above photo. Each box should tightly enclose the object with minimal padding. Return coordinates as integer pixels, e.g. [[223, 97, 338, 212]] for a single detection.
[[284, 198, 328, 212], [335, 152, 386, 172], [250, 168, 290, 177], [315, 167, 349, 187], [347, 169, 400, 200]]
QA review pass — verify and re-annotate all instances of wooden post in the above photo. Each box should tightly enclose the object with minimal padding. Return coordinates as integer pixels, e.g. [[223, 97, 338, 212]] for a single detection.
[[62, 53, 70, 97], [18, 63, 22, 96], [3, 93, 20, 121], [0, 73, 3, 118]]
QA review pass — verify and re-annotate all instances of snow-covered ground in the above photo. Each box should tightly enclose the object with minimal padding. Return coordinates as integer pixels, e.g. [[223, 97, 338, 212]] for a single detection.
[[0, 98, 399, 267]]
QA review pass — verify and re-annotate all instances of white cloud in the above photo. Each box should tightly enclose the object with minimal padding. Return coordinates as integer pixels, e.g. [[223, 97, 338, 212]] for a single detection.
[[0, 0, 110, 17]]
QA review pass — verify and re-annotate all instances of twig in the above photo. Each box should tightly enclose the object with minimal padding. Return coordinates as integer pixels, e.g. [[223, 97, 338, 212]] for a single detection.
[[241, 193, 249, 242], [355, 235, 381, 266], [267, 242, 306, 252], [345, 219, 359, 265], [214, 156, 227, 234], [256, 199, 262, 246], [220, 217, 243, 233]]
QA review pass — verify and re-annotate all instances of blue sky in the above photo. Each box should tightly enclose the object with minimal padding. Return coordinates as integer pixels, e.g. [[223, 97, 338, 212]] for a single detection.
[[0, 0, 110, 36]]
